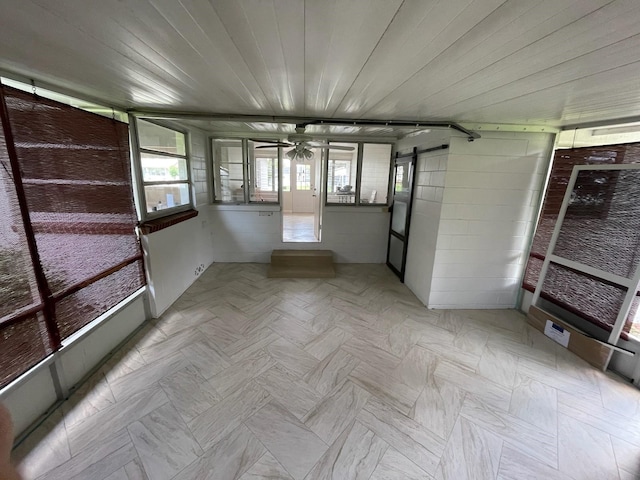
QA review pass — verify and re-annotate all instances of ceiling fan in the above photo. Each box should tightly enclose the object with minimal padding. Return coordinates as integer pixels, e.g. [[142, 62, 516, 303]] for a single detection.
[[252, 124, 354, 161]]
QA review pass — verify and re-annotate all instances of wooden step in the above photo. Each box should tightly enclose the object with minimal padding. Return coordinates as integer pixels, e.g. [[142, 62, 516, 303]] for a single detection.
[[270, 249, 334, 267], [268, 249, 335, 278]]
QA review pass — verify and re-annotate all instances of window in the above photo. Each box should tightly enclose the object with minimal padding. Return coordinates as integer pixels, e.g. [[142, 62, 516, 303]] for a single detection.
[[327, 142, 358, 204], [209, 137, 393, 206], [296, 164, 311, 190], [523, 142, 640, 341], [249, 141, 279, 203], [136, 119, 191, 215], [283, 158, 291, 192], [361, 143, 392, 204], [212, 139, 280, 204], [0, 85, 144, 388], [213, 139, 244, 203], [326, 142, 393, 205]]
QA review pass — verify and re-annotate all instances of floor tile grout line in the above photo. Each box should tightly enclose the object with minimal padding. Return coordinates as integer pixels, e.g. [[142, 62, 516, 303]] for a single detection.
[[493, 438, 506, 480], [241, 416, 305, 480], [124, 427, 150, 480]]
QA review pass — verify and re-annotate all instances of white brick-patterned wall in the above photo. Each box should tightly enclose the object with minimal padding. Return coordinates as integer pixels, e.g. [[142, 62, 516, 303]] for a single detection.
[[189, 130, 209, 206], [403, 148, 448, 306]]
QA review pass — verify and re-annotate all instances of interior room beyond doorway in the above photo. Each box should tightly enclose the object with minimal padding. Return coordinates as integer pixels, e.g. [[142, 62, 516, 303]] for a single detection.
[[282, 150, 321, 243], [283, 213, 315, 242]]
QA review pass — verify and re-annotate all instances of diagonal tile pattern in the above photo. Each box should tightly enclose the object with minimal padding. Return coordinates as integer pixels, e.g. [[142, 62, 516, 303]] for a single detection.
[[13, 263, 640, 480]]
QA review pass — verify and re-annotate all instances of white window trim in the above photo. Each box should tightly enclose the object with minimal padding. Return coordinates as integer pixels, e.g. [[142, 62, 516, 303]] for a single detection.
[[325, 141, 395, 207], [211, 137, 282, 205], [130, 116, 194, 221]]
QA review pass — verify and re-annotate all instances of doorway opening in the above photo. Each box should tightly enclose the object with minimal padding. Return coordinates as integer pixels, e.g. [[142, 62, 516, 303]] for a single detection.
[[282, 148, 322, 242]]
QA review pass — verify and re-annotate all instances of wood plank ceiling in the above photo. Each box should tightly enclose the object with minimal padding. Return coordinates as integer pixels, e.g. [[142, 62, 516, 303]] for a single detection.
[[1, 0, 640, 127]]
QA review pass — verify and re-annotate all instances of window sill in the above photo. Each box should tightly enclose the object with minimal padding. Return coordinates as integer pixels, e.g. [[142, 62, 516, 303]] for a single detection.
[[324, 206, 389, 213], [139, 209, 199, 234], [211, 203, 281, 212]]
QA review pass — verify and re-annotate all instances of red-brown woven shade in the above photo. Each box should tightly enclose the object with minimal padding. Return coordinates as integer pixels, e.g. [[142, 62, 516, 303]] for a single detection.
[[0, 85, 145, 388], [524, 143, 640, 340]]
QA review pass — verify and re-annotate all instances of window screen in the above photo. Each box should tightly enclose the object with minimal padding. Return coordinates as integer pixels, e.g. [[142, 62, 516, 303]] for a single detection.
[[0, 85, 145, 388], [524, 143, 640, 340]]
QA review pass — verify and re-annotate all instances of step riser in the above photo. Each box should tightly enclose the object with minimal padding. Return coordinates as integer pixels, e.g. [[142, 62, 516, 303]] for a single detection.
[[269, 249, 335, 278], [271, 249, 334, 268]]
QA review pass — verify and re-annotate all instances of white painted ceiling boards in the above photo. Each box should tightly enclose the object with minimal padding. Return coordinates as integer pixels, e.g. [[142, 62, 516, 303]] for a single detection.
[[1, 0, 640, 128]]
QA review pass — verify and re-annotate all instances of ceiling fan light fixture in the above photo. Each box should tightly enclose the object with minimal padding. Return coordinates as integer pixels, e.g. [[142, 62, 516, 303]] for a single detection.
[[286, 145, 314, 162]]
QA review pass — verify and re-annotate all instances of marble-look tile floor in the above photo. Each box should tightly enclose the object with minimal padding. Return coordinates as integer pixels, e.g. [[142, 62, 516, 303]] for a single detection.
[[283, 213, 317, 242], [13, 264, 640, 480]]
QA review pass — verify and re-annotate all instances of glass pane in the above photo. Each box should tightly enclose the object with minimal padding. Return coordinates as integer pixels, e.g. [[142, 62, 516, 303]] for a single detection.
[[0, 129, 41, 319], [144, 183, 190, 213], [523, 143, 640, 292], [327, 142, 358, 204], [55, 261, 144, 339], [541, 262, 626, 333], [1, 313, 52, 388], [296, 164, 311, 190], [523, 256, 544, 291], [283, 158, 291, 192], [391, 201, 407, 236], [213, 139, 244, 203], [249, 142, 278, 203], [627, 296, 640, 341], [388, 235, 404, 272], [395, 163, 411, 193], [141, 153, 188, 182], [553, 168, 640, 278], [138, 119, 186, 155], [361, 143, 391, 204]]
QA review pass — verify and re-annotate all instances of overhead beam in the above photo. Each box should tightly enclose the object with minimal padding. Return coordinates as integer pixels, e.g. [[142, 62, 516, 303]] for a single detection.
[[128, 109, 481, 141]]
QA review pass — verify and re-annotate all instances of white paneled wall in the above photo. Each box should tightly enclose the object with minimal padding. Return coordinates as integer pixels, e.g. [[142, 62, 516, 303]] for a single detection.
[[429, 132, 554, 308], [211, 206, 389, 263], [322, 208, 389, 263], [404, 149, 448, 306], [210, 207, 282, 263], [142, 128, 215, 317], [142, 211, 215, 317]]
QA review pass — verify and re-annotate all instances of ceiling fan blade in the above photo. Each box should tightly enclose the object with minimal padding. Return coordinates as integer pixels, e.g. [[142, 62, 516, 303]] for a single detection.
[[320, 144, 355, 151], [255, 143, 291, 148], [304, 142, 355, 151], [251, 139, 293, 147]]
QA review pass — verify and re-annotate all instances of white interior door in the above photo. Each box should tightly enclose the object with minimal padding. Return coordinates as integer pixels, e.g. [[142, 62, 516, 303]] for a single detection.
[[292, 158, 314, 213]]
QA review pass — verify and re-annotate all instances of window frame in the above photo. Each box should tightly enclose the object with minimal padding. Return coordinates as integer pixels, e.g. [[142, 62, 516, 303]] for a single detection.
[[325, 141, 394, 207], [248, 139, 281, 204], [209, 136, 394, 207], [211, 137, 282, 205], [130, 117, 194, 221]]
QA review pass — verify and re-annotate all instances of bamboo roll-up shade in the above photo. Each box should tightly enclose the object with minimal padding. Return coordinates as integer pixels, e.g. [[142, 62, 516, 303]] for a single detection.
[[0, 85, 145, 388]]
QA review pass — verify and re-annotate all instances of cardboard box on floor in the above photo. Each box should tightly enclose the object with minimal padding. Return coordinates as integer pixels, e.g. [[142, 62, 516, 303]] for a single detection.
[[527, 305, 610, 370]]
